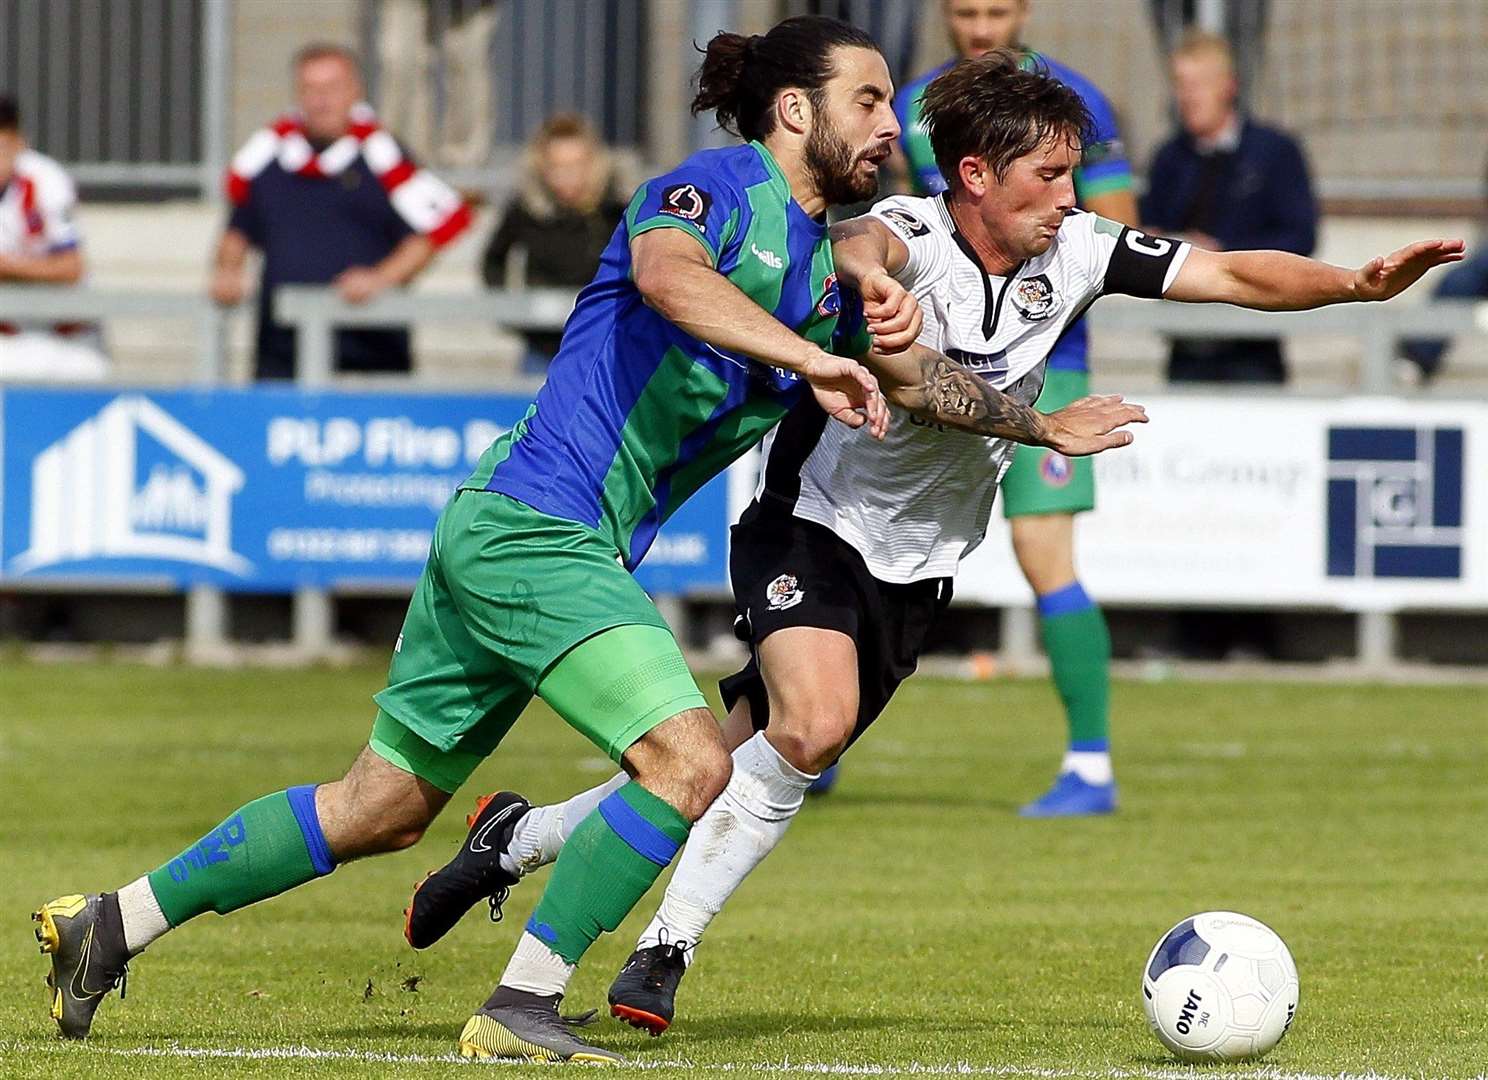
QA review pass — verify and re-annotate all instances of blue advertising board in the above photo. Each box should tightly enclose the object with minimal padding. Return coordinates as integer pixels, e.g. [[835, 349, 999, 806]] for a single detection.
[[0, 386, 730, 594]]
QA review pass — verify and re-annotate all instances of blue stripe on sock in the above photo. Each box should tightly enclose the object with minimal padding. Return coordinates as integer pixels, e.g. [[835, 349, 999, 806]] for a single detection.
[[1037, 581, 1095, 618], [1070, 740, 1110, 753], [286, 784, 336, 876], [597, 791, 681, 868], [526, 915, 559, 946]]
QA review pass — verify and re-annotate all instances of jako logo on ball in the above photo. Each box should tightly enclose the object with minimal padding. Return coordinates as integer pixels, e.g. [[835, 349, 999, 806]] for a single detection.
[[1141, 911, 1299, 1063]]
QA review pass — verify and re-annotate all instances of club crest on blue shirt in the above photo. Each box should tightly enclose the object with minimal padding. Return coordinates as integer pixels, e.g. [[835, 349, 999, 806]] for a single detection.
[[817, 272, 842, 317], [1012, 274, 1059, 321], [660, 183, 710, 227]]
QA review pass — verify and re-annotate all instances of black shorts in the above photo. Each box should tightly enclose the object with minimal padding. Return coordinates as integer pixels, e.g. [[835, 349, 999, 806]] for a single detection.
[[718, 501, 953, 755]]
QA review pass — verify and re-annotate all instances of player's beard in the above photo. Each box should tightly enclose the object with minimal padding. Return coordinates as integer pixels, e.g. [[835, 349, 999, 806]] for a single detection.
[[805, 113, 880, 207]]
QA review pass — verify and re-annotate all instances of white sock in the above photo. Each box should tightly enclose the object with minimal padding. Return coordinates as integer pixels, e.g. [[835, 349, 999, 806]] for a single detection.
[[502, 773, 629, 877], [636, 731, 814, 964], [1061, 750, 1113, 785], [499, 930, 576, 997], [116, 876, 170, 956]]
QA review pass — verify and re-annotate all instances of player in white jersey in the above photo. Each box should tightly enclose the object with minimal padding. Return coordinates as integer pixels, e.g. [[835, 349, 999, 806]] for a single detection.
[[407, 51, 1462, 1036]]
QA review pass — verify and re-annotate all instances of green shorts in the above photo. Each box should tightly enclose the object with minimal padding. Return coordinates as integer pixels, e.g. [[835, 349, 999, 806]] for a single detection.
[[369, 490, 708, 792], [1001, 367, 1097, 518]]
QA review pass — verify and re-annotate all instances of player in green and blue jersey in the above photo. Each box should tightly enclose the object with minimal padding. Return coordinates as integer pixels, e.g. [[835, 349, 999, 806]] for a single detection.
[[891, 0, 1141, 817]]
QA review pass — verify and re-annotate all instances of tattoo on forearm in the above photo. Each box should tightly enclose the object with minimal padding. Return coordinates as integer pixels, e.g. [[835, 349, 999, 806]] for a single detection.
[[918, 354, 1048, 444]]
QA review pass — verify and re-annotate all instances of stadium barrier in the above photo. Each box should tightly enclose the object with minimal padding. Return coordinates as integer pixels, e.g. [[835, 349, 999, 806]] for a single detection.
[[1, 285, 1485, 667]]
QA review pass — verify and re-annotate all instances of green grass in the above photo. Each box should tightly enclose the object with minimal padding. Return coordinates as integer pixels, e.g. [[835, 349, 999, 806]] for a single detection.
[[1, 660, 1484, 1079]]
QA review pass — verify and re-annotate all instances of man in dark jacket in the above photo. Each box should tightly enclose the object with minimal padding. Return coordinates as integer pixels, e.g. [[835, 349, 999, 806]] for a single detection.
[[482, 113, 627, 372], [1141, 30, 1317, 383]]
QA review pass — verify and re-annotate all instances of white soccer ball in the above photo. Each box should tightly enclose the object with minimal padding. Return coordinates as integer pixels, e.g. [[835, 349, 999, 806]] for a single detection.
[[1141, 911, 1299, 1062]]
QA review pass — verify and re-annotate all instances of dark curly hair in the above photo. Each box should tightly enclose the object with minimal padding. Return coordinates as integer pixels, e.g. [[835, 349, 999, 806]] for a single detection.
[[691, 16, 880, 142], [921, 49, 1094, 189]]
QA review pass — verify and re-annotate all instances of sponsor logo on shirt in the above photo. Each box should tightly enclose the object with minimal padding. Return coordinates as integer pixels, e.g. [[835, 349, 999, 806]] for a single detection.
[[1012, 274, 1059, 321], [880, 207, 929, 238], [751, 242, 782, 269], [660, 183, 710, 228]]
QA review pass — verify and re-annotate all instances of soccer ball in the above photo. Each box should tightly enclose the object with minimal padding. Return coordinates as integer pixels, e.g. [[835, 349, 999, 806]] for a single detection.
[[1141, 911, 1299, 1062]]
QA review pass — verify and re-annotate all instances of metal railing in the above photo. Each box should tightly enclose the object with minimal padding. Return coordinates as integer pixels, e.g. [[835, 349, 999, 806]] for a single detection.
[[0, 0, 233, 194], [2, 283, 1486, 665]]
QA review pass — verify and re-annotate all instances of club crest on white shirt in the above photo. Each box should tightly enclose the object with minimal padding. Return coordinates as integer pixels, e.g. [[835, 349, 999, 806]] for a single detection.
[[766, 573, 804, 610], [1012, 273, 1060, 321]]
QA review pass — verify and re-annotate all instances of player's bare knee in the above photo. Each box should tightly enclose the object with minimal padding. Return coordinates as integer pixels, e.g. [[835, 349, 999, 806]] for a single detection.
[[624, 706, 731, 820], [694, 737, 734, 810], [663, 724, 732, 819], [766, 709, 854, 774]]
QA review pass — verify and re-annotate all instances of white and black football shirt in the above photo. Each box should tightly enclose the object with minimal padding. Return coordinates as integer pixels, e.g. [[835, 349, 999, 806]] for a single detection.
[[755, 192, 1190, 583]]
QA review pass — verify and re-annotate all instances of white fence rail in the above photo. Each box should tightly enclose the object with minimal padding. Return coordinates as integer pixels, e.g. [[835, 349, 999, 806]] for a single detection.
[[2, 285, 1486, 665]]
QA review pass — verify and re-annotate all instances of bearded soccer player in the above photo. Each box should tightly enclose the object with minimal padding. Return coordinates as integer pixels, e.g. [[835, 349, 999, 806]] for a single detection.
[[407, 50, 1462, 1037], [897, 0, 1141, 816], [31, 17, 1142, 1065]]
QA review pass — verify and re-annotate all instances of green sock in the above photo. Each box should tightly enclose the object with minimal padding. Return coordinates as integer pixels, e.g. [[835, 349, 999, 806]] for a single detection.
[[1037, 582, 1111, 749], [146, 786, 336, 927], [525, 781, 690, 965]]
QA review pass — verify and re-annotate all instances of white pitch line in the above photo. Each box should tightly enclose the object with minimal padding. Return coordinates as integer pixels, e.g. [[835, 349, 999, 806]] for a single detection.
[[10, 1044, 1487, 1080]]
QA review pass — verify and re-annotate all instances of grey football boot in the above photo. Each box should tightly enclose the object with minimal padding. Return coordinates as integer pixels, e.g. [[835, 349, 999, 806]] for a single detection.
[[458, 986, 623, 1064], [33, 892, 131, 1039]]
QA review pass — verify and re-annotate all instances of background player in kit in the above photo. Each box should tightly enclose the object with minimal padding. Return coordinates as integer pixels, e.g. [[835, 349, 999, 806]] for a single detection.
[[407, 50, 1463, 1037], [895, 0, 1141, 816], [32, 17, 1144, 1065]]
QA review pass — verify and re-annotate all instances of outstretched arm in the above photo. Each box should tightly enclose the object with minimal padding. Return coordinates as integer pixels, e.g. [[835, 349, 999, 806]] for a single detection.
[[865, 343, 1147, 456], [1165, 238, 1466, 311]]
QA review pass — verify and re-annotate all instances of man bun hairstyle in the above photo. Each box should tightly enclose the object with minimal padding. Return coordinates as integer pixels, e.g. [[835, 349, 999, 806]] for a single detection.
[[921, 49, 1095, 189], [692, 16, 879, 142]]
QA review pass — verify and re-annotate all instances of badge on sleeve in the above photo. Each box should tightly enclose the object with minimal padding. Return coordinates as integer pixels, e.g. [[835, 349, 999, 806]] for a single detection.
[[880, 207, 929, 238], [660, 183, 711, 228], [1011, 274, 1059, 321]]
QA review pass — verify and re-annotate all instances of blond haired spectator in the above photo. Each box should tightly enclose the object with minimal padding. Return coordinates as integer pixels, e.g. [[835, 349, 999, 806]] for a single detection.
[[481, 113, 627, 372]]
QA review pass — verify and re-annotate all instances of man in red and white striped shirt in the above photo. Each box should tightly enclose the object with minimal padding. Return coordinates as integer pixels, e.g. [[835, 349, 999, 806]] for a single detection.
[[210, 43, 471, 380]]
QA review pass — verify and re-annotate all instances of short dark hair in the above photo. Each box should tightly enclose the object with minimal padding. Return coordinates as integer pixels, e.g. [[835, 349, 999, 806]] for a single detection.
[[0, 96, 19, 132], [292, 42, 362, 78], [920, 50, 1094, 189], [692, 16, 880, 142]]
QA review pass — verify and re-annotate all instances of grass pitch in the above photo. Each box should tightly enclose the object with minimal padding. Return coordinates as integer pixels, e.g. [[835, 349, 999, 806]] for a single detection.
[[0, 659, 1484, 1079]]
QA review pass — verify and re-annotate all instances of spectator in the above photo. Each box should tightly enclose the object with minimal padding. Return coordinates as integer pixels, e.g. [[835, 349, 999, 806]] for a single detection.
[[480, 113, 626, 373], [1401, 151, 1488, 380], [0, 96, 107, 382], [1141, 30, 1317, 383], [211, 43, 471, 380]]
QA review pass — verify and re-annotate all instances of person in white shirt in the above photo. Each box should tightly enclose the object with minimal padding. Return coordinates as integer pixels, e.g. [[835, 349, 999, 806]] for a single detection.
[[408, 50, 1462, 1037], [0, 96, 105, 381]]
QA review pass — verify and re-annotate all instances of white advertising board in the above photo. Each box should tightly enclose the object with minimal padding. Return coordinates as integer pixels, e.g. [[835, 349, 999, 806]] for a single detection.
[[950, 395, 1487, 612]]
